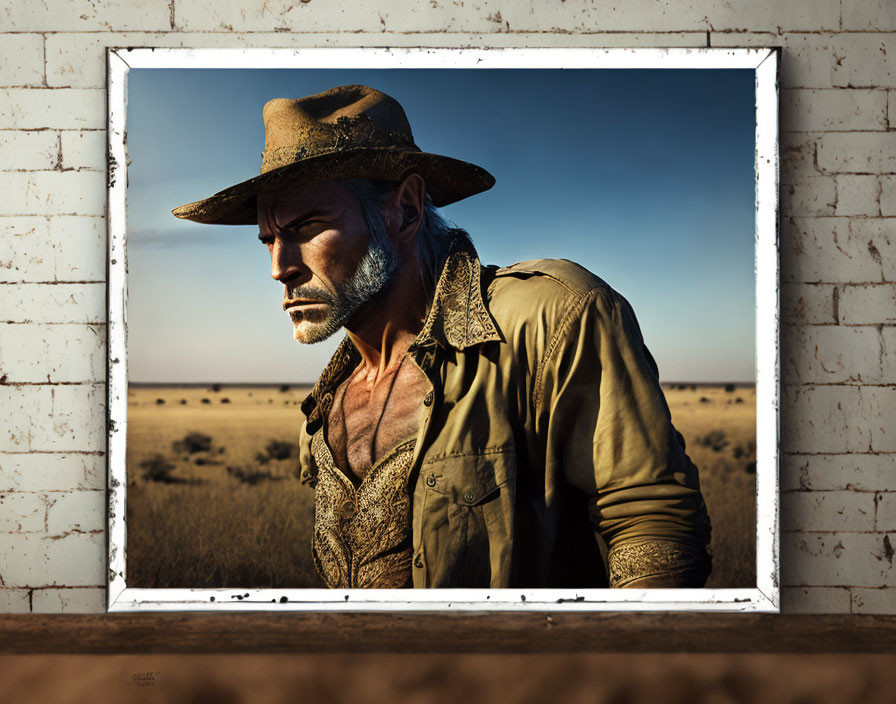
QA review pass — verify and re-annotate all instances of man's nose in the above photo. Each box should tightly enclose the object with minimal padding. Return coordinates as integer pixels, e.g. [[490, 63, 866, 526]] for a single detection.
[[269, 238, 304, 283]]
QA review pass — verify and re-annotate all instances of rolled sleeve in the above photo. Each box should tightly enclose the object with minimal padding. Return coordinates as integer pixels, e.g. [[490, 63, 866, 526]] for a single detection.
[[538, 286, 712, 587]]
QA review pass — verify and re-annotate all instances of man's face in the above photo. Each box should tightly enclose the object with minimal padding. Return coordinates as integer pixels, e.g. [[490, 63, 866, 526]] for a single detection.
[[257, 180, 399, 344]]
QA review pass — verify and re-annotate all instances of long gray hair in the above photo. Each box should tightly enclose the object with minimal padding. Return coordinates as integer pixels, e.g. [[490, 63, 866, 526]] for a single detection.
[[342, 178, 470, 302]]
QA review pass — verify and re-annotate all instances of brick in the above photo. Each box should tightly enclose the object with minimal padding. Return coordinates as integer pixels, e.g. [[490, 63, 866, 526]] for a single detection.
[[832, 33, 896, 87], [868, 387, 896, 453], [852, 588, 896, 614], [0, 216, 104, 283], [0, 217, 54, 281], [4, 0, 171, 32], [781, 177, 837, 217], [0, 453, 102, 492], [782, 385, 872, 454], [782, 325, 882, 384], [781, 491, 876, 532], [890, 89, 896, 129], [27, 385, 106, 453], [0, 532, 103, 587], [0, 323, 105, 383], [781, 283, 836, 325], [0, 492, 46, 532], [884, 327, 896, 384], [0, 131, 58, 170], [711, 33, 832, 89], [876, 494, 896, 531], [0, 283, 104, 323], [0, 34, 43, 87], [782, 454, 896, 492], [847, 219, 896, 280], [51, 215, 106, 282], [781, 218, 890, 283], [0, 589, 31, 613], [838, 284, 896, 325], [60, 131, 105, 171], [835, 176, 881, 216], [882, 176, 896, 216], [0, 386, 51, 452], [782, 532, 896, 587], [43, 532, 105, 586], [780, 132, 821, 181], [818, 132, 896, 173], [46, 490, 105, 535], [781, 89, 888, 131], [780, 586, 851, 614], [843, 2, 896, 30], [0, 171, 105, 216], [30, 587, 104, 613], [0, 89, 104, 130]]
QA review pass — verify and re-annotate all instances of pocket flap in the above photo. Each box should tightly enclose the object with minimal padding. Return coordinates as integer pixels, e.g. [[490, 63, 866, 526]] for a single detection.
[[423, 450, 513, 506]]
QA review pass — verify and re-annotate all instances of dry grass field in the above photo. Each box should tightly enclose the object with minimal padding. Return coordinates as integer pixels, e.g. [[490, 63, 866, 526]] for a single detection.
[[126, 383, 755, 589]]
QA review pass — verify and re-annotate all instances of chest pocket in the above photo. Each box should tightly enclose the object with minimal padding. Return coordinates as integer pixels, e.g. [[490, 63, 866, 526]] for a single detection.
[[417, 448, 516, 588]]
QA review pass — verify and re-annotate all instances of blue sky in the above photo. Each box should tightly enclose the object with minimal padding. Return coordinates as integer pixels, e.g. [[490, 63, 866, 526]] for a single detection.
[[127, 68, 756, 384]]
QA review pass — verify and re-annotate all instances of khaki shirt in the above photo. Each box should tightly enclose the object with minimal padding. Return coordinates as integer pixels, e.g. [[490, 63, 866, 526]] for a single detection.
[[299, 235, 711, 588]]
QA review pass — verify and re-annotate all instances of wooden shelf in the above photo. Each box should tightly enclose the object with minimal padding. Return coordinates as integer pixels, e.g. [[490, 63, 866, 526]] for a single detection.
[[2, 614, 894, 653]]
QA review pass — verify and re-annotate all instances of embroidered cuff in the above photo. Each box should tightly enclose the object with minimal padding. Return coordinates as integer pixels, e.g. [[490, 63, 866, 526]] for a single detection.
[[608, 539, 711, 588]]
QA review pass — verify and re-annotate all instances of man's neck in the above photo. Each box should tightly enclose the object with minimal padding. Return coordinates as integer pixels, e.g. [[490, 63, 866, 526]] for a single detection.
[[345, 258, 429, 383]]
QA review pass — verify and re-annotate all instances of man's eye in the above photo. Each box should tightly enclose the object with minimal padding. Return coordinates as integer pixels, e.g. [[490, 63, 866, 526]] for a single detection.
[[292, 222, 324, 237]]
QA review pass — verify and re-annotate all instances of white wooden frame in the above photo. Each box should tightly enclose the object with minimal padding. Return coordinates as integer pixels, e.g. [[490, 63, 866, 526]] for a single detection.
[[106, 46, 780, 613]]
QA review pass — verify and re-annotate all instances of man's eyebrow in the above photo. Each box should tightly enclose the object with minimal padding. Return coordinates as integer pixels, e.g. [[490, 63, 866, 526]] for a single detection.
[[257, 209, 329, 241], [279, 209, 331, 230]]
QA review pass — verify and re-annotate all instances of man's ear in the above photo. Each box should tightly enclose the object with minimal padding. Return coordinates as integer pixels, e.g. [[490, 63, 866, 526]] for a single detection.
[[385, 173, 425, 244]]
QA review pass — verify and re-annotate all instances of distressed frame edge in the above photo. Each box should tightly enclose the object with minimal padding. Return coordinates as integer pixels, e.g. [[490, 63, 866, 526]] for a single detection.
[[105, 45, 780, 614], [753, 47, 781, 611], [106, 47, 131, 612]]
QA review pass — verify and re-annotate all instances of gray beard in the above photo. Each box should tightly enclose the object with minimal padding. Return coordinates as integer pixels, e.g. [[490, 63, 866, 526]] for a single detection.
[[286, 236, 400, 344]]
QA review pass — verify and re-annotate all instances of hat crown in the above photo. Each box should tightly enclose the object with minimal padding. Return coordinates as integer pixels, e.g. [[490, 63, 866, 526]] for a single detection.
[[260, 85, 418, 174]]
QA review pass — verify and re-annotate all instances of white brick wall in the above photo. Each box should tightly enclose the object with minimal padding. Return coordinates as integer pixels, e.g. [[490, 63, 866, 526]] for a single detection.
[[0, 0, 894, 615]]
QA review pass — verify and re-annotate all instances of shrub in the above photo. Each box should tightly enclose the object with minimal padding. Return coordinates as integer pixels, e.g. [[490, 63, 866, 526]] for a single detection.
[[265, 439, 293, 461], [140, 455, 176, 483], [172, 432, 213, 454], [697, 429, 730, 452], [227, 465, 281, 486]]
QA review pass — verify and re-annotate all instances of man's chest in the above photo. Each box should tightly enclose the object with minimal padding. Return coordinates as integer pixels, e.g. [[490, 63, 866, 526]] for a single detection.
[[325, 358, 431, 483]]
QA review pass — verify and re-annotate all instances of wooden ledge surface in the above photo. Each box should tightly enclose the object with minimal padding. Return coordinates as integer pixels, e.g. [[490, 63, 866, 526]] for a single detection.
[[1, 613, 895, 653]]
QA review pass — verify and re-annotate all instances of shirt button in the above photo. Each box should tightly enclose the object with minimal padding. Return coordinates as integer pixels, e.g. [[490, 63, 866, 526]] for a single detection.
[[413, 554, 424, 569], [423, 391, 434, 407], [463, 491, 475, 503], [425, 474, 436, 488]]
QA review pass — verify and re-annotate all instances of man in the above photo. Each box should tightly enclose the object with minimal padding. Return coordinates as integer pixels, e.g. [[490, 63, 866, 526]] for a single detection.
[[174, 84, 712, 589]]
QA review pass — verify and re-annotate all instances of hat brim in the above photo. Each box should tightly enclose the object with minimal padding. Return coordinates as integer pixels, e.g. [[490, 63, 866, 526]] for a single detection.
[[171, 147, 495, 225]]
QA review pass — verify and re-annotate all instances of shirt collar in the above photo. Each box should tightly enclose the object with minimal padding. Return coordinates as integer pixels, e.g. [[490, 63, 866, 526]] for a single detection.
[[301, 231, 501, 424]]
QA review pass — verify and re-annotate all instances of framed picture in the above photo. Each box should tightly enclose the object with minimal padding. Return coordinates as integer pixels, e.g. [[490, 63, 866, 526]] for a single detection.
[[106, 46, 779, 612]]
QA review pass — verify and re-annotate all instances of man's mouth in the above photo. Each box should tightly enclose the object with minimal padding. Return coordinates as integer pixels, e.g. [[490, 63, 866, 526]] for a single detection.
[[283, 299, 327, 311]]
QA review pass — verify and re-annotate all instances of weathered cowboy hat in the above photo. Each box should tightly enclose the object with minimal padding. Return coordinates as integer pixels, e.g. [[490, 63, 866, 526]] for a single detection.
[[172, 84, 495, 225]]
